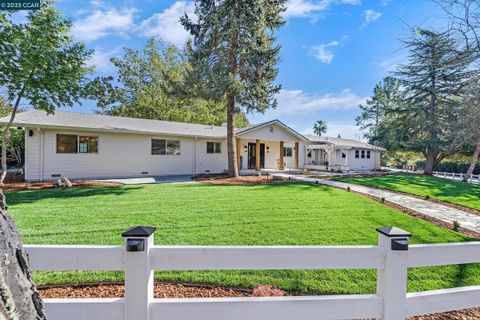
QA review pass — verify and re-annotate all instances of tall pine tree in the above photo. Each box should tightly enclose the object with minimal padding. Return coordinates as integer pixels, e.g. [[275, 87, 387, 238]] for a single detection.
[[181, 0, 286, 177], [394, 29, 475, 175]]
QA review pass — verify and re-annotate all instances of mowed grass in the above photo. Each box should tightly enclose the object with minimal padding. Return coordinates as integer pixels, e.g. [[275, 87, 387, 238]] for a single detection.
[[7, 182, 480, 294], [335, 173, 480, 211]]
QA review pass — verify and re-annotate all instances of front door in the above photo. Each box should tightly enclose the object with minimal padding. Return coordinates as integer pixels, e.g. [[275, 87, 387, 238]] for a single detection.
[[247, 143, 265, 169]]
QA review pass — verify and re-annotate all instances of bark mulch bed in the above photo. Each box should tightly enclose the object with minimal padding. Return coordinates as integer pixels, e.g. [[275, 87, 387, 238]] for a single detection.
[[193, 174, 278, 185], [3, 180, 123, 193], [38, 283, 480, 319]]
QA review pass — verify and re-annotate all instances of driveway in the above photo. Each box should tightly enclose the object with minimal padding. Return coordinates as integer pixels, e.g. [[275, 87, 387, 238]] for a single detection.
[[95, 175, 195, 185]]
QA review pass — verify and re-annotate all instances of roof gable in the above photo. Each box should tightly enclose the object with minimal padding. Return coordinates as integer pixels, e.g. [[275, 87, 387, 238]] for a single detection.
[[236, 120, 307, 141]]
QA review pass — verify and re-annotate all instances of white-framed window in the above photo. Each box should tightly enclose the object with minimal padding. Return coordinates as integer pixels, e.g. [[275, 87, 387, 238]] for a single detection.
[[284, 147, 293, 157], [152, 139, 180, 155], [361, 150, 366, 159], [355, 150, 360, 158], [342, 152, 346, 159], [307, 150, 312, 158], [367, 151, 371, 159], [57, 134, 98, 154], [207, 141, 221, 154]]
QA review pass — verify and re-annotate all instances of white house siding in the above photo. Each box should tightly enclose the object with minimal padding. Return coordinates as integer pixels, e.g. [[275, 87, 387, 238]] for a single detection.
[[24, 128, 42, 181], [25, 128, 198, 181], [347, 149, 382, 171], [237, 123, 301, 142], [194, 138, 228, 174]]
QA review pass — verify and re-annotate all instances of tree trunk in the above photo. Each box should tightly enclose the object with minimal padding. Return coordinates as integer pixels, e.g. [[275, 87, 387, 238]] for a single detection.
[[463, 143, 480, 182], [423, 148, 437, 175], [0, 207, 46, 320], [226, 93, 238, 177], [0, 90, 46, 319]]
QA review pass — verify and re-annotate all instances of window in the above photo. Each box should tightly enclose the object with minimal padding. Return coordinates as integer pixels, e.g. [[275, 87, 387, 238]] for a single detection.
[[79, 136, 98, 153], [151, 139, 180, 155], [367, 151, 371, 159], [307, 151, 312, 158], [57, 134, 98, 154], [342, 152, 346, 159], [57, 134, 78, 153], [207, 142, 221, 154], [355, 150, 360, 158], [284, 147, 293, 157], [361, 150, 365, 159]]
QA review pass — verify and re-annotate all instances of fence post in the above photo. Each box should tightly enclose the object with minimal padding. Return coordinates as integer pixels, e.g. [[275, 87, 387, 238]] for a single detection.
[[122, 226, 157, 320], [376, 227, 411, 320]]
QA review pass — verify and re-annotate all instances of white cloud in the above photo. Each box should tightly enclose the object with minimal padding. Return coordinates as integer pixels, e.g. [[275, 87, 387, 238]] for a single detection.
[[310, 40, 340, 63], [378, 54, 406, 73], [88, 47, 121, 72], [271, 89, 367, 116], [381, 0, 392, 6], [139, 1, 195, 46], [72, 7, 137, 41], [362, 9, 382, 28], [284, 0, 360, 19]]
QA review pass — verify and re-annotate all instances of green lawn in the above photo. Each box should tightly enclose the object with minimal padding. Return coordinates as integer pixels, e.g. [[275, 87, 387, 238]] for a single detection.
[[7, 182, 480, 294], [334, 173, 480, 211]]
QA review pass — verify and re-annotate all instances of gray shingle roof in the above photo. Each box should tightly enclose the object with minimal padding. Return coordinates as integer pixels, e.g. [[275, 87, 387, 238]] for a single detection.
[[0, 110, 228, 138], [305, 134, 385, 151]]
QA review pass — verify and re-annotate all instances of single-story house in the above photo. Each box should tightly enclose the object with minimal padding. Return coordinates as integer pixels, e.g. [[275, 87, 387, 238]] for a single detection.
[[0, 111, 384, 181], [305, 135, 385, 172]]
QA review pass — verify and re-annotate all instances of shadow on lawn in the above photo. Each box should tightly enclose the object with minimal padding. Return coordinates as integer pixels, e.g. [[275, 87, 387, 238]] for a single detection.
[[6, 185, 144, 205]]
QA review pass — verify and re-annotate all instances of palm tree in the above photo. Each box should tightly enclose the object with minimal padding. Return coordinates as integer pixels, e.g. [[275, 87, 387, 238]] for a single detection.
[[313, 120, 327, 136]]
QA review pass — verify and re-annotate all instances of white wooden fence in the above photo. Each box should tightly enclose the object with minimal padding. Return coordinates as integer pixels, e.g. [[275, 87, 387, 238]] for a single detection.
[[433, 171, 480, 184], [26, 226, 480, 320]]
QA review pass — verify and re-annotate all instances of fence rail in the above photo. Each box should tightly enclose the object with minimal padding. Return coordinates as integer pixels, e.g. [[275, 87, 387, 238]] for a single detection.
[[25, 226, 480, 320], [433, 171, 480, 184]]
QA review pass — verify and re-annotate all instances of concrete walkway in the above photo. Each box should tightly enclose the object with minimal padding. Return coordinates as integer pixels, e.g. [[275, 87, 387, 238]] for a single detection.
[[273, 173, 480, 233], [95, 175, 195, 185]]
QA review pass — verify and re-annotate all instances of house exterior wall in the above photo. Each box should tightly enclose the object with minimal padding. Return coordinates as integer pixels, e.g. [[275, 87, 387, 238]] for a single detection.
[[194, 138, 228, 174], [24, 124, 306, 181], [305, 147, 382, 171], [347, 149, 382, 170], [237, 123, 300, 142], [24, 128, 42, 181], [24, 128, 228, 181]]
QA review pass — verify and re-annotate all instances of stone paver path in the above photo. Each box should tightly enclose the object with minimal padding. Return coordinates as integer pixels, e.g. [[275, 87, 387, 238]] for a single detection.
[[274, 173, 480, 233]]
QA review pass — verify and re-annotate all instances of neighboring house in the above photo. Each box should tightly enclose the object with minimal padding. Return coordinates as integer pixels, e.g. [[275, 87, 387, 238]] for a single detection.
[[0, 110, 308, 181], [305, 135, 384, 172]]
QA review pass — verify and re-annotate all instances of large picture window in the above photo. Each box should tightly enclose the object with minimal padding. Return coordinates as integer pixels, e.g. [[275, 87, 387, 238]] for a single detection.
[[152, 139, 180, 155], [207, 142, 221, 154], [57, 134, 77, 153], [57, 134, 98, 154]]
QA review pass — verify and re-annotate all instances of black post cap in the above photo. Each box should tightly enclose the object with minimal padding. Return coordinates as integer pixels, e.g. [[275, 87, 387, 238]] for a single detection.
[[122, 226, 157, 238], [376, 226, 411, 238]]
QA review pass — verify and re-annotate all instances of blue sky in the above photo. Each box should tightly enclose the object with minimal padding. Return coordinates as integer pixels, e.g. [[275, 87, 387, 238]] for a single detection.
[[51, 0, 444, 139]]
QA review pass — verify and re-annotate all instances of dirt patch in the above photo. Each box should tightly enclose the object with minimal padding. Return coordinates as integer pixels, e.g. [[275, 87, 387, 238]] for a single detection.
[[3, 180, 123, 193], [193, 174, 278, 185], [411, 308, 480, 320], [38, 282, 479, 319], [39, 282, 250, 299]]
